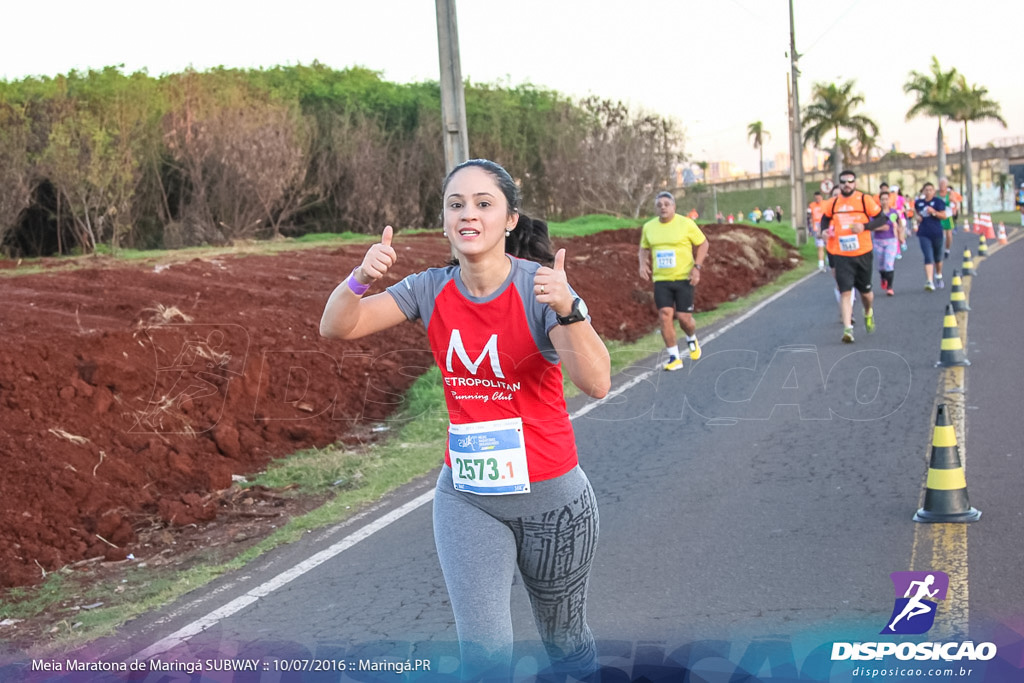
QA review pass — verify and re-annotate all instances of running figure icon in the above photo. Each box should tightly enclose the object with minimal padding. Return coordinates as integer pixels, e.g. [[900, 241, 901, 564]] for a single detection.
[[888, 574, 939, 631]]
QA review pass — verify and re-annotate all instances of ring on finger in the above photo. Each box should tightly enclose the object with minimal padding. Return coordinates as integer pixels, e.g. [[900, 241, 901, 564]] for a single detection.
[[540, 285, 546, 294]]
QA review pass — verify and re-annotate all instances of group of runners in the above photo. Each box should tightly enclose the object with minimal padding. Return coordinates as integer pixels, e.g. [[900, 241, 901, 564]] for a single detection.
[[320, 159, 982, 679], [807, 171, 966, 342]]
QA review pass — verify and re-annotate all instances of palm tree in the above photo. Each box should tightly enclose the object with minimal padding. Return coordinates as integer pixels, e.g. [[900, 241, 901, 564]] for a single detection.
[[801, 80, 878, 184], [904, 56, 958, 180], [997, 171, 1011, 211], [695, 160, 709, 182], [948, 76, 1006, 214], [747, 121, 770, 195]]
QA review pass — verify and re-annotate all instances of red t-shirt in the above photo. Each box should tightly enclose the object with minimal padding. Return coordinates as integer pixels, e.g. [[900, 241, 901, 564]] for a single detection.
[[388, 257, 579, 482]]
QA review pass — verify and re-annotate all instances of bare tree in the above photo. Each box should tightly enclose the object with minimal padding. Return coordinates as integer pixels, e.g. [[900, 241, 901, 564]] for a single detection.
[[0, 101, 33, 253], [162, 71, 318, 243], [569, 97, 683, 218]]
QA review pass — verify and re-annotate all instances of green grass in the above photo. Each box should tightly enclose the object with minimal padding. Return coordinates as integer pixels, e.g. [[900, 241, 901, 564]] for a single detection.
[[988, 211, 1019, 226], [547, 214, 640, 237], [675, 182, 822, 220]]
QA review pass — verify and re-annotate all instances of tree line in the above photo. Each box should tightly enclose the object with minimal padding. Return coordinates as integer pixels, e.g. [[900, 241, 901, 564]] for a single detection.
[[0, 64, 683, 257], [740, 57, 1005, 216], [800, 57, 1004, 216]]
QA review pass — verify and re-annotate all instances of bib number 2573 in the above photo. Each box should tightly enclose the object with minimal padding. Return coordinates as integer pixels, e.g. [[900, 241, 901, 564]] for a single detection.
[[449, 418, 530, 495]]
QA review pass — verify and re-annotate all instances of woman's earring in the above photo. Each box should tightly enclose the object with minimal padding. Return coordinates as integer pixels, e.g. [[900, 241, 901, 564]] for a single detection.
[[443, 229, 447, 237], [505, 230, 511, 237]]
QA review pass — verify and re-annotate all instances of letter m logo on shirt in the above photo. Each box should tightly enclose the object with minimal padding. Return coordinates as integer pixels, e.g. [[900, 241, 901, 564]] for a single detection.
[[446, 329, 504, 378]]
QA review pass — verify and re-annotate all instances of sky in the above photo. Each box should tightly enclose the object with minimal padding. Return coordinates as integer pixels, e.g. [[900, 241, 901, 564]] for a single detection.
[[2, 0, 1019, 175]]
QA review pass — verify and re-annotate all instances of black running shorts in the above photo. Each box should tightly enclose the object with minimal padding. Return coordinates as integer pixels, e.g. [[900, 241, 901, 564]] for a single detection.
[[654, 279, 695, 312], [832, 251, 874, 294]]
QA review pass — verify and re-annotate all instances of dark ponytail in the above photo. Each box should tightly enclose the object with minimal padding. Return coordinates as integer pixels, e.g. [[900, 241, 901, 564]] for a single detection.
[[505, 212, 555, 267]]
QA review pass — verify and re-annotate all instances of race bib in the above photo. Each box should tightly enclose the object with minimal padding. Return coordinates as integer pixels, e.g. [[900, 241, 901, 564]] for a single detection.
[[839, 234, 860, 252], [654, 249, 677, 270], [448, 418, 530, 495]]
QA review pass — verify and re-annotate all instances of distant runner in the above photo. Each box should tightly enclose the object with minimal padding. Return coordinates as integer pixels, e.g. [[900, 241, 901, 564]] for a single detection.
[[914, 182, 948, 291], [873, 191, 905, 296], [820, 170, 888, 343], [639, 191, 709, 371]]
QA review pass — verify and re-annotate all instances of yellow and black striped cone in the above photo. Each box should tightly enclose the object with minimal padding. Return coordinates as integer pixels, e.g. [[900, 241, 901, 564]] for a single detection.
[[936, 304, 970, 367], [949, 269, 970, 312], [977, 235, 988, 257], [914, 403, 981, 523], [961, 249, 976, 277]]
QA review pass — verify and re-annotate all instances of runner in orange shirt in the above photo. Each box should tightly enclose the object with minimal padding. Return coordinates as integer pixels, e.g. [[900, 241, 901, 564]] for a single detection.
[[808, 191, 826, 272], [819, 170, 890, 343]]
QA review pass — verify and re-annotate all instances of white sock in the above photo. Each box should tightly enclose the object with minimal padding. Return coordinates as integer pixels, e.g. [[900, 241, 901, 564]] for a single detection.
[[818, 259, 825, 268], [686, 335, 697, 343], [936, 273, 943, 280], [667, 345, 680, 358]]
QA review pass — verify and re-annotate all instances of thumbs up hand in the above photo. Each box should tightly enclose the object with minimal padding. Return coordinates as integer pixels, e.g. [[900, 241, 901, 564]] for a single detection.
[[534, 248, 573, 316], [356, 226, 398, 283]]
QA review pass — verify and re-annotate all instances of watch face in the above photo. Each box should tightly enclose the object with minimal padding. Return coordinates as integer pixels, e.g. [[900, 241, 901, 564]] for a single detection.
[[577, 298, 588, 318]]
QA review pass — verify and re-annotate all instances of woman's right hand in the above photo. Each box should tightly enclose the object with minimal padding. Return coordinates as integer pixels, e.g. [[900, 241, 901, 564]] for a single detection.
[[357, 226, 397, 283]]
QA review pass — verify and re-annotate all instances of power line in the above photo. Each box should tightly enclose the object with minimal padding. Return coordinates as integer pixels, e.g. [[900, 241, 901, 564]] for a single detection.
[[801, 0, 863, 57]]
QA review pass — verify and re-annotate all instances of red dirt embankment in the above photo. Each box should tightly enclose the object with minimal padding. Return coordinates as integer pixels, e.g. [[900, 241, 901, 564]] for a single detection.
[[0, 225, 799, 588]]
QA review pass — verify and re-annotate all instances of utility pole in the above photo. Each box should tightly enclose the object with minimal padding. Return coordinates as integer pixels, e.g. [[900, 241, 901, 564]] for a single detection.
[[788, 73, 797, 236], [435, 0, 470, 173], [789, 0, 807, 246]]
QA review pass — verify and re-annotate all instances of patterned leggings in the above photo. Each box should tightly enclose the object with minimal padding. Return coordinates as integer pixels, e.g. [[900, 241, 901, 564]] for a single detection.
[[433, 466, 600, 681]]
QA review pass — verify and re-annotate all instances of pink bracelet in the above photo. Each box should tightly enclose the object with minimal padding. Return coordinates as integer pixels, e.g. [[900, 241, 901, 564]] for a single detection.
[[346, 268, 370, 296]]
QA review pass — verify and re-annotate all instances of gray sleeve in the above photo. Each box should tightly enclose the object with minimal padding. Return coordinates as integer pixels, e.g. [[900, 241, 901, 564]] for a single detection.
[[385, 272, 425, 322], [385, 267, 453, 326]]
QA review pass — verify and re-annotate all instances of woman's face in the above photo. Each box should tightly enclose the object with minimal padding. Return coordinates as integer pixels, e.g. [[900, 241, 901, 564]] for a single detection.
[[923, 185, 935, 200], [443, 165, 517, 260]]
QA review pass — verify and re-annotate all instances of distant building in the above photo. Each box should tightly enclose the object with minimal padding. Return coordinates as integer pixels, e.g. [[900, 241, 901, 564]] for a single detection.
[[774, 151, 790, 174], [708, 160, 735, 182]]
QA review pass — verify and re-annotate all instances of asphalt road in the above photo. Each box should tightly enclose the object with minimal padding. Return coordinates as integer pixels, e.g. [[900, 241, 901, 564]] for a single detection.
[[10, 228, 1023, 682]]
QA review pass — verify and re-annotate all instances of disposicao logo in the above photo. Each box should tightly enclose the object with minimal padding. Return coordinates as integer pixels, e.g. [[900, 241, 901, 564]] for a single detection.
[[881, 571, 948, 635], [830, 570, 997, 663]]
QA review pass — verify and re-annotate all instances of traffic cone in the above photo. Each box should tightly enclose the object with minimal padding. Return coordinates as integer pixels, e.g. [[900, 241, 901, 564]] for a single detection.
[[997, 222, 1008, 245], [949, 270, 970, 312], [977, 235, 988, 258], [960, 249, 976, 277], [914, 403, 981, 523], [936, 303, 970, 367]]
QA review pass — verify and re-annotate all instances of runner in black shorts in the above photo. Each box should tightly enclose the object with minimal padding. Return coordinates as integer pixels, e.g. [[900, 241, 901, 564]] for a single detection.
[[654, 279, 695, 313], [820, 170, 889, 343], [832, 251, 874, 294], [639, 192, 709, 371]]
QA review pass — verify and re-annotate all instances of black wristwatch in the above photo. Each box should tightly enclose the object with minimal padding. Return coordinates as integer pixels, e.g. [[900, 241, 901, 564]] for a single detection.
[[556, 297, 589, 325]]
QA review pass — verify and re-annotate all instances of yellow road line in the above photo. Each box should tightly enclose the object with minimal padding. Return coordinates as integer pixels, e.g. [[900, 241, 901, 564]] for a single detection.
[[909, 266, 974, 640], [907, 230, 1020, 637]]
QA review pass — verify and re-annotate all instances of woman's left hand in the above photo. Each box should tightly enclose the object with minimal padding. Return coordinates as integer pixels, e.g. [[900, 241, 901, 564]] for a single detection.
[[534, 248, 573, 317]]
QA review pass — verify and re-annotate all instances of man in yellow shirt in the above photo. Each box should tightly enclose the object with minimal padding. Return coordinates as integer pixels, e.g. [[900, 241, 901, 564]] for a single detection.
[[639, 191, 710, 371]]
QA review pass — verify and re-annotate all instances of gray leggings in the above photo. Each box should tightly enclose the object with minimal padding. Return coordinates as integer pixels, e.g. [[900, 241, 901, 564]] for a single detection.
[[433, 465, 600, 680]]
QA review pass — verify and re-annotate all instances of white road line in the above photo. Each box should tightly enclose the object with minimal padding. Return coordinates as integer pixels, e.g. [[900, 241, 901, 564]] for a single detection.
[[132, 490, 434, 659], [134, 268, 819, 659]]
